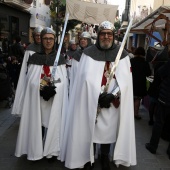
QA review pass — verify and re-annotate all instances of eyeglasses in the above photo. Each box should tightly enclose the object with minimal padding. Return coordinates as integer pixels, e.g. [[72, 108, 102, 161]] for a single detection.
[[80, 38, 88, 41], [99, 32, 113, 37], [42, 37, 55, 41], [35, 34, 40, 37]]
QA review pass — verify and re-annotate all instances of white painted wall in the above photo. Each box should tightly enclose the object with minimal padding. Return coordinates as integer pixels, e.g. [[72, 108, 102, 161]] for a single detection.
[[130, 0, 154, 17], [130, 0, 170, 17]]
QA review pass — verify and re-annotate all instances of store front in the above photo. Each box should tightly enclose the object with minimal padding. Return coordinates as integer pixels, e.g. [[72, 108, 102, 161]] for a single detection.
[[0, 3, 30, 53]]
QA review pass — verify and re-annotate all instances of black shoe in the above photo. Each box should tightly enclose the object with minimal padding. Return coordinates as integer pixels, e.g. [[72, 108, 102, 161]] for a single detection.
[[83, 162, 94, 170], [145, 143, 156, 154], [101, 154, 111, 170], [166, 150, 170, 159], [47, 156, 57, 163], [135, 115, 141, 120], [148, 120, 154, 126]]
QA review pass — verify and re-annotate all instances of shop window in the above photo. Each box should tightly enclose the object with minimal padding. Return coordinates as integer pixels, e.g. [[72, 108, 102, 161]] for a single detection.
[[9, 16, 19, 42], [0, 13, 9, 52]]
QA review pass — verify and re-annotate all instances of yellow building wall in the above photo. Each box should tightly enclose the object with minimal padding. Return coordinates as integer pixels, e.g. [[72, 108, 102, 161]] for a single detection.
[[153, 0, 170, 10]]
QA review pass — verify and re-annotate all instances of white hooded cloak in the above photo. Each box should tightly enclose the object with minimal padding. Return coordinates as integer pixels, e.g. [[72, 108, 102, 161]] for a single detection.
[[61, 51, 136, 169], [11, 52, 68, 160]]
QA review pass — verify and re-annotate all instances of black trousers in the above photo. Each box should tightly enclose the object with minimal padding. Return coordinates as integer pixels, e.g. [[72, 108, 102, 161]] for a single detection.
[[149, 101, 170, 152], [94, 143, 110, 156]]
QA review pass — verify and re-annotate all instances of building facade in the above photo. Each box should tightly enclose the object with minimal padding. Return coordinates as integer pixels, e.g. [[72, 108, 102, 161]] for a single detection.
[[0, 0, 51, 52], [129, 0, 170, 48], [29, 0, 51, 42], [0, 2, 31, 51]]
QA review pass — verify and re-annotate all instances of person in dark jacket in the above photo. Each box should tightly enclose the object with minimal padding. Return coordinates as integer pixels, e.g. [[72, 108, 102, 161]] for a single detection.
[[130, 47, 151, 119], [9, 35, 24, 63], [145, 58, 170, 159], [147, 62, 165, 125], [8, 36, 25, 89]]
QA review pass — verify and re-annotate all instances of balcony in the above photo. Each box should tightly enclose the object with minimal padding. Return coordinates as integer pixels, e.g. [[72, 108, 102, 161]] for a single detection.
[[4, 0, 32, 10]]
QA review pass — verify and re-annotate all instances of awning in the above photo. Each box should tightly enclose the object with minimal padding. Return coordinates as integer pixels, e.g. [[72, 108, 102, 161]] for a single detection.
[[131, 6, 170, 32]]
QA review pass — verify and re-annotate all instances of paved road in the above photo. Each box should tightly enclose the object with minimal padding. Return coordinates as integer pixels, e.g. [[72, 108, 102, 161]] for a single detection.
[[0, 100, 170, 170]]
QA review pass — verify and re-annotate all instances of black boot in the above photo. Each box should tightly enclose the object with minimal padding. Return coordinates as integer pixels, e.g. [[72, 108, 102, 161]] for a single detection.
[[42, 126, 45, 139], [167, 144, 170, 160], [83, 162, 94, 170], [145, 143, 156, 154], [101, 154, 111, 170]]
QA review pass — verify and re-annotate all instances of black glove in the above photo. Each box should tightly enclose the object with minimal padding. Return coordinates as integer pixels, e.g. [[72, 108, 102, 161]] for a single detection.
[[98, 92, 115, 108], [40, 85, 56, 101]]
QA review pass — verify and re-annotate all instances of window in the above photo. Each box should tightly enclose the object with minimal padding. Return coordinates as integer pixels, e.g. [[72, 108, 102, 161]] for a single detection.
[[33, 0, 37, 7]]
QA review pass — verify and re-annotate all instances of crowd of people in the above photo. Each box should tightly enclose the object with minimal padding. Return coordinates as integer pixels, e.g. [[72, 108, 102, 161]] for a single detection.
[[0, 19, 169, 170]]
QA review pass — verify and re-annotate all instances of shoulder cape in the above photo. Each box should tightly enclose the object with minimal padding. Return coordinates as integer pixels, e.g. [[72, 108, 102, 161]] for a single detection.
[[66, 50, 76, 57], [26, 43, 41, 53], [72, 49, 83, 62], [83, 44, 128, 62], [28, 51, 65, 66]]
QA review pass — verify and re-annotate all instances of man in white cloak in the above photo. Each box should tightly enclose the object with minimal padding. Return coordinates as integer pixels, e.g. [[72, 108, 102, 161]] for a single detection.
[[11, 27, 68, 161], [12, 26, 43, 114], [61, 21, 136, 170], [69, 31, 92, 93]]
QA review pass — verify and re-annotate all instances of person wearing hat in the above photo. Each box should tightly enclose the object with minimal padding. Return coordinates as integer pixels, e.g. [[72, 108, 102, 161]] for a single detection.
[[12, 27, 68, 161], [11, 26, 44, 92], [26, 26, 43, 53], [69, 31, 92, 93], [61, 21, 136, 170]]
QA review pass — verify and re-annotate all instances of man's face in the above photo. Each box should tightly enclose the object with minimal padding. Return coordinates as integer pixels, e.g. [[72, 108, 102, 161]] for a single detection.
[[71, 44, 77, 50], [80, 38, 88, 48], [99, 30, 113, 49], [34, 33, 41, 44], [42, 34, 55, 52]]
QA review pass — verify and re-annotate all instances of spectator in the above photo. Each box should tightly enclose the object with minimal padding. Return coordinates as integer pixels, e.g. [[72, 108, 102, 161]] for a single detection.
[[147, 62, 165, 125], [9, 35, 24, 64], [130, 47, 151, 119], [145, 58, 170, 159], [69, 32, 92, 92]]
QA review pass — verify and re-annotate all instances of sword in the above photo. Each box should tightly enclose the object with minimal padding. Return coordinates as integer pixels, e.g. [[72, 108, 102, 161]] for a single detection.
[[51, 13, 69, 83]]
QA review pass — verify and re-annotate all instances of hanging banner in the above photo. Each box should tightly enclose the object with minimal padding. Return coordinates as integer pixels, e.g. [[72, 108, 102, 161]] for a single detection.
[[66, 0, 118, 24]]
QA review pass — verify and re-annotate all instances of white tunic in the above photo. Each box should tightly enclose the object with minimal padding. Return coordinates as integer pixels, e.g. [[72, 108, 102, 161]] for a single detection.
[[94, 63, 119, 143], [60, 53, 136, 169]]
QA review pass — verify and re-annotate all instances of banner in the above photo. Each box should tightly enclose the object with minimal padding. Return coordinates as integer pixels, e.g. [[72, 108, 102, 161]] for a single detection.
[[66, 0, 118, 24]]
